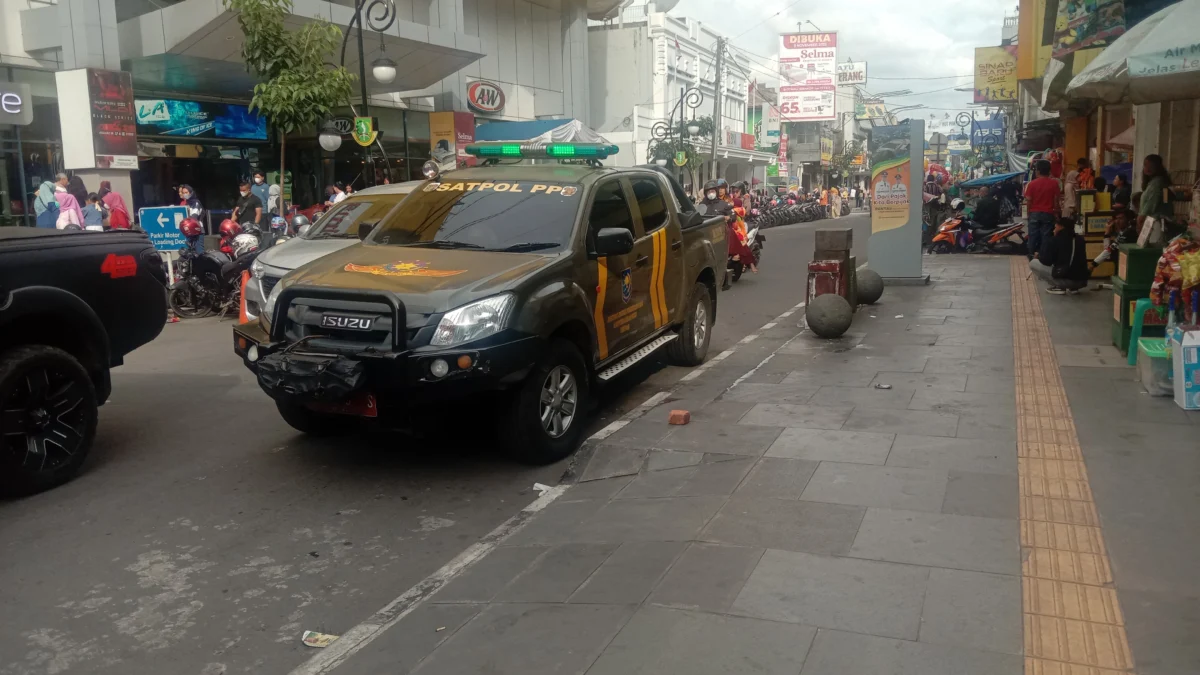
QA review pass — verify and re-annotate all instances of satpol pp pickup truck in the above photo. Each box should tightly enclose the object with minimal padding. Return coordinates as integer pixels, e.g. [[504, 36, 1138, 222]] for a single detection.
[[233, 143, 726, 463]]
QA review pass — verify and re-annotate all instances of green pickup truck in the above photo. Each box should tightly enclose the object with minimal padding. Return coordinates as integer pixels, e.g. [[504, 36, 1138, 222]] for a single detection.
[[234, 144, 726, 463]]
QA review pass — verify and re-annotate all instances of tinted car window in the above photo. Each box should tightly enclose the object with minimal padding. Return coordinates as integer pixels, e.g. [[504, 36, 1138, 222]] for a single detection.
[[371, 180, 583, 252], [588, 180, 635, 235], [304, 196, 406, 240], [630, 177, 668, 231]]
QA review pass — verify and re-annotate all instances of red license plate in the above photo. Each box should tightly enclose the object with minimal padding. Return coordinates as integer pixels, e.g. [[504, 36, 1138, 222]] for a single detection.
[[308, 393, 378, 418]]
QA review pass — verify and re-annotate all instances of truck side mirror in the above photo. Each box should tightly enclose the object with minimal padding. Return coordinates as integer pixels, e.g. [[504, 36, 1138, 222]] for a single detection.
[[682, 210, 705, 228], [358, 222, 375, 241], [594, 227, 634, 256]]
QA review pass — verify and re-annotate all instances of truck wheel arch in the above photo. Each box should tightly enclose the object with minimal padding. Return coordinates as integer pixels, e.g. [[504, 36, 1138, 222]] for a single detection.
[[0, 286, 112, 400]]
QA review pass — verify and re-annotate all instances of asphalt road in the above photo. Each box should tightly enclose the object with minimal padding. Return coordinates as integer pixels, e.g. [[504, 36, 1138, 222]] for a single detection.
[[0, 212, 872, 675]]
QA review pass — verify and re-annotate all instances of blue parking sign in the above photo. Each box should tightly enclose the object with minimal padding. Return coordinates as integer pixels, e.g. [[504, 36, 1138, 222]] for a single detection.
[[138, 206, 191, 251]]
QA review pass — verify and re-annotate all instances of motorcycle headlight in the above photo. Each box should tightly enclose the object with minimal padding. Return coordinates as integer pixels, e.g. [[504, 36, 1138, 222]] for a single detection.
[[251, 258, 265, 279], [431, 294, 516, 347]]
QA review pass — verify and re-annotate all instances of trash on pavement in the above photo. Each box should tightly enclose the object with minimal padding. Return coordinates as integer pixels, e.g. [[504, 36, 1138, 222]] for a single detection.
[[302, 631, 339, 648], [874, 383, 893, 390], [668, 410, 691, 425], [894, 314, 904, 319], [436, 626, 446, 632]]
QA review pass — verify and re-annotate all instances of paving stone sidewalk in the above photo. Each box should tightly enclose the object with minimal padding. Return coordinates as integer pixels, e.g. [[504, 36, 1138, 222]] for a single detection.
[[342, 257, 1023, 675]]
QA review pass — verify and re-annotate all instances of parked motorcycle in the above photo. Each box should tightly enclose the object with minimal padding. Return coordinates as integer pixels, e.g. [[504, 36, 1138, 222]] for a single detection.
[[967, 220, 1028, 254], [169, 219, 262, 318], [928, 213, 972, 254]]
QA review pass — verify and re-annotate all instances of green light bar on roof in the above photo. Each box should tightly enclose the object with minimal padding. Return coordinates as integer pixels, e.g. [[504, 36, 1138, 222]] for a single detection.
[[465, 143, 619, 160]]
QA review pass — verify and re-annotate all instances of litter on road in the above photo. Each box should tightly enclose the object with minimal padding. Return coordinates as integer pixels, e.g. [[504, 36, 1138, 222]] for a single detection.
[[301, 631, 339, 648]]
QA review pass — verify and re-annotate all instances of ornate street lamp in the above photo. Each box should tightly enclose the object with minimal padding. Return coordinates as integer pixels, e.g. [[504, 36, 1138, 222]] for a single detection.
[[337, 0, 400, 185], [647, 86, 705, 170]]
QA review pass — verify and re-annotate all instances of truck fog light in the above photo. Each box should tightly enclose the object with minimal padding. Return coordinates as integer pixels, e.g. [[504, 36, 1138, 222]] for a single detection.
[[247, 345, 260, 363], [430, 359, 449, 378]]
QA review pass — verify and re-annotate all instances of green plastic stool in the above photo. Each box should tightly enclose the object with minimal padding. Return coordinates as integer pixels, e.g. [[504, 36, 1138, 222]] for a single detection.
[[1127, 298, 1155, 366]]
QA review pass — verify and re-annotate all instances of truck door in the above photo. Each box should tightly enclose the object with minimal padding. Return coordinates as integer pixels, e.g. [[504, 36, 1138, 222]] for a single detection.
[[587, 178, 650, 361], [628, 174, 684, 332]]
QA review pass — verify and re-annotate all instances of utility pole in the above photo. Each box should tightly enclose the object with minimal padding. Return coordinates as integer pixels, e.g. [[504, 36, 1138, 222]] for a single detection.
[[710, 36, 725, 184]]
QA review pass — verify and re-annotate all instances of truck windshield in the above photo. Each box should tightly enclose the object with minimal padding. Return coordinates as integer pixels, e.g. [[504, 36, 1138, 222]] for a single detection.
[[303, 195, 409, 240], [370, 180, 583, 252]]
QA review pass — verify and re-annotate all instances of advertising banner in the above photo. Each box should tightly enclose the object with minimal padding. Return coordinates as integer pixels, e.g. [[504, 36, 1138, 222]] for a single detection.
[[856, 99, 887, 120], [973, 46, 1018, 103], [837, 61, 867, 87], [820, 133, 834, 167], [87, 69, 137, 169], [1053, 0, 1126, 59], [970, 117, 1006, 146], [778, 132, 789, 177], [431, 111, 477, 168], [870, 124, 912, 234], [135, 99, 268, 141], [778, 32, 838, 122]]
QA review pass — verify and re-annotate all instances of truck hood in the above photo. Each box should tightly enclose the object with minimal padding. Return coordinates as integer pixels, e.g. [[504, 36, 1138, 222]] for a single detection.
[[257, 237, 359, 272], [279, 243, 559, 314]]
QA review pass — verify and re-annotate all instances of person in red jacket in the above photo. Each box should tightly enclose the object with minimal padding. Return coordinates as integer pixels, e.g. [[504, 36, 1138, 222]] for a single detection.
[[1024, 159, 1061, 258]]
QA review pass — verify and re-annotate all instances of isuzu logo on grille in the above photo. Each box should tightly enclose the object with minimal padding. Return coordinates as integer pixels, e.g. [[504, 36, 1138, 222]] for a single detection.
[[321, 314, 374, 330]]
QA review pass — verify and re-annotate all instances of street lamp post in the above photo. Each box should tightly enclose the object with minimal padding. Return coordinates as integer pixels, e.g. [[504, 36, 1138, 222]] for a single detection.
[[334, 0, 398, 186], [647, 86, 705, 180]]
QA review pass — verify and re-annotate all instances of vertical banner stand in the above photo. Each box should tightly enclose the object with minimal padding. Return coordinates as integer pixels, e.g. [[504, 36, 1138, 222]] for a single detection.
[[866, 119, 929, 285]]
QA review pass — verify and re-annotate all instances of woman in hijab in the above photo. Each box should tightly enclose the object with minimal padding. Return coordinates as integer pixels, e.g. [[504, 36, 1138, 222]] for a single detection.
[[97, 180, 132, 228], [66, 175, 89, 209], [54, 183, 84, 229], [33, 181, 60, 228]]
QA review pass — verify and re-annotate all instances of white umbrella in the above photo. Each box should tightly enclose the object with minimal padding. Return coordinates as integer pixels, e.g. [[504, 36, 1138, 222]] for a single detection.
[[1066, 0, 1200, 105]]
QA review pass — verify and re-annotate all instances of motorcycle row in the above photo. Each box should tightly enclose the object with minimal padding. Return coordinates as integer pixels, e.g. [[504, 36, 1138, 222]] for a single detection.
[[926, 198, 1029, 255], [168, 215, 313, 319]]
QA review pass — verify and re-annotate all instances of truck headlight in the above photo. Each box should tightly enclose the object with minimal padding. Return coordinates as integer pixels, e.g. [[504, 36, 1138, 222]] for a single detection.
[[265, 282, 284, 324], [251, 259, 265, 279], [431, 294, 516, 347]]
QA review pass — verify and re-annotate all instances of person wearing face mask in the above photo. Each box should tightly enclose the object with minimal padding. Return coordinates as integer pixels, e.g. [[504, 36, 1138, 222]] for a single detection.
[[702, 181, 756, 288], [250, 170, 271, 227], [176, 185, 205, 251], [232, 180, 263, 228]]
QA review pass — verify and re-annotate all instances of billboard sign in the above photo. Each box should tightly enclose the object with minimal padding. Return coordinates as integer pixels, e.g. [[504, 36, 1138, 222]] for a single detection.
[[973, 46, 1018, 103], [970, 117, 1006, 146], [869, 124, 912, 234], [837, 61, 867, 87], [856, 99, 887, 120], [778, 32, 837, 122], [88, 69, 137, 169], [136, 99, 268, 141]]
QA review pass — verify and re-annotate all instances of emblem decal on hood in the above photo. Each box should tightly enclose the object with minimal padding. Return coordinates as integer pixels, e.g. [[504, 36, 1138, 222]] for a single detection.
[[343, 261, 467, 278]]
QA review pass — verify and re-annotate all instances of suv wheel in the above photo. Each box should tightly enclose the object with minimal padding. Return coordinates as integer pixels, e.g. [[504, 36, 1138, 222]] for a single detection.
[[276, 401, 355, 436], [0, 346, 98, 496], [503, 339, 589, 465], [667, 282, 713, 367]]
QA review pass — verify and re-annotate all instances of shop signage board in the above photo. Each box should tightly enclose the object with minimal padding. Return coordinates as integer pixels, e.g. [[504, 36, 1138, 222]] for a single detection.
[[138, 206, 190, 251], [970, 117, 1006, 145], [820, 134, 833, 167], [777, 32, 838, 122], [353, 117, 378, 146], [974, 46, 1018, 103], [135, 99, 268, 141], [778, 133, 789, 177], [467, 81, 505, 114], [1053, 0, 1126, 58], [837, 61, 867, 87], [0, 82, 33, 126], [856, 99, 887, 120]]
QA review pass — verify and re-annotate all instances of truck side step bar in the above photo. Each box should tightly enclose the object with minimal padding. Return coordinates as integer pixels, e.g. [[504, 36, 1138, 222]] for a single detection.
[[597, 333, 678, 381]]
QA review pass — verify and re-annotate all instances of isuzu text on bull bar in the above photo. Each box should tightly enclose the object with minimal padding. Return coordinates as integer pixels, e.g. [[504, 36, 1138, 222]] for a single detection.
[[233, 143, 726, 463]]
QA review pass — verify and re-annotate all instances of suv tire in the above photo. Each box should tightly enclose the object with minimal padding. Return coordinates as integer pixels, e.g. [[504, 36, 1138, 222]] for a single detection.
[[503, 338, 589, 465], [667, 282, 713, 367], [0, 345, 98, 496], [276, 400, 355, 436]]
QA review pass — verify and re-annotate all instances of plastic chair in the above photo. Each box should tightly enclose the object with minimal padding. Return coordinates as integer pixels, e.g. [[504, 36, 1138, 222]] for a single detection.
[[1127, 297, 1154, 366]]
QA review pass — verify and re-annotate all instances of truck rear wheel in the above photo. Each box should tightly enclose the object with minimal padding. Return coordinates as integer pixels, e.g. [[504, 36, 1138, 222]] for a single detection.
[[0, 345, 98, 496], [276, 401, 355, 436], [502, 339, 589, 465], [667, 282, 713, 367]]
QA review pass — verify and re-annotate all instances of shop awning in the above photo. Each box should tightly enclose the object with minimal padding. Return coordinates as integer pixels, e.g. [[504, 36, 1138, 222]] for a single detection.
[[959, 171, 1024, 188], [473, 119, 609, 144], [1107, 125, 1136, 150], [117, 0, 484, 98], [1066, 0, 1200, 105]]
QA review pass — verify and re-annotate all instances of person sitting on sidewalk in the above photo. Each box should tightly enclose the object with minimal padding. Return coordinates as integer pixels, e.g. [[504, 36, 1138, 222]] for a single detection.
[[1089, 207, 1138, 271], [1030, 216, 1089, 295]]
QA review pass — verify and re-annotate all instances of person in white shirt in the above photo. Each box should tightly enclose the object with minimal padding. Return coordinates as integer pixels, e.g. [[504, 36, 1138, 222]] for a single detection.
[[325, 182, 347, 207], [873, 170, 892, 200], [890, 173, 908, 199]]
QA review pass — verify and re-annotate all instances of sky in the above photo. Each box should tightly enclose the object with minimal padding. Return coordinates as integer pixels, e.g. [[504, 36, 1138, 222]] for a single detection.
[[673, 0, 1017, 131]]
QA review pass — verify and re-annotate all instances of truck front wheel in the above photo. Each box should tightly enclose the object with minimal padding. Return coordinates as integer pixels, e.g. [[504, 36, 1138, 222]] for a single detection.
[[503, 339, 590, 465], [0, 345, 98, 496], [667, 282, 714, 367]]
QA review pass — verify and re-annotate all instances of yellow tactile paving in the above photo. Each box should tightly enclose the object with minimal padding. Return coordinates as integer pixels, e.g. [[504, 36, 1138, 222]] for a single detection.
[[1010, 257, 1135, 674]]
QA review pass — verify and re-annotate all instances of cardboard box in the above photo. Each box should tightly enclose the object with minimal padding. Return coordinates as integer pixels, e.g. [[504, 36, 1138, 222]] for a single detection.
[[1171, 327, 1200, 410]]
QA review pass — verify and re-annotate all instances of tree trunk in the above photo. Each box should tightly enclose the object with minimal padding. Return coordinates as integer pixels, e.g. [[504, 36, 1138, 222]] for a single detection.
[[278, 133, 287, 216]]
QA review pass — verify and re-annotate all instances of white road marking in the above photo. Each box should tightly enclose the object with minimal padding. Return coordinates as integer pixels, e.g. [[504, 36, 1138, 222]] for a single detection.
[[738, 334, 759, 344], [587, 419, 630, 441], [761, 322, 777, 330], [678, 370, 704, 382]]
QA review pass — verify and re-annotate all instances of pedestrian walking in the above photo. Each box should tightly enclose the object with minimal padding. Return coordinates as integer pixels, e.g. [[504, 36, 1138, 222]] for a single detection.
[[54, 184, 84, 229], [98, 180, 131, 229], [33, 181, 60, 228], [1024, 159, 1060, 258], [251, 170, 270, 226]]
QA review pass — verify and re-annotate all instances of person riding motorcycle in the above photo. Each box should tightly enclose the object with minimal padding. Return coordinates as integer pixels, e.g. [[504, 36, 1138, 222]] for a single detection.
[[702, 180, 757, 286]]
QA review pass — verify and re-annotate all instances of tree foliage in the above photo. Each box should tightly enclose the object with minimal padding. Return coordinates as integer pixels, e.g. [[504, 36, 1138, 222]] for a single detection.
[[224, 0, 355, 135]]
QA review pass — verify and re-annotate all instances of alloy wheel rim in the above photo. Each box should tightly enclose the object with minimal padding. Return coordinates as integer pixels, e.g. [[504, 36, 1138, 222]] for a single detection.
[[1, 366, 88, 473], [538, 365, 578, 439], [693, 300, 708, 351]]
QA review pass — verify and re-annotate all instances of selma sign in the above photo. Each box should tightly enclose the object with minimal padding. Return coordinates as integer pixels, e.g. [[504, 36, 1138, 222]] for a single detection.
[[0, 83, 34, 126]]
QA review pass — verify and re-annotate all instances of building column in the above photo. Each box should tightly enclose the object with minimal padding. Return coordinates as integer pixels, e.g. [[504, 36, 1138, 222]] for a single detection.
[[57, 0, 120, 71], [561, 0, 589, 123], [430, 0, 467, 113], [1133, 103, 1162, 188]]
